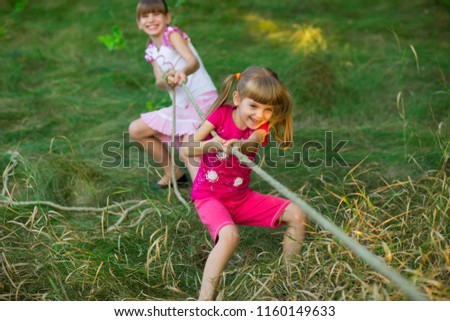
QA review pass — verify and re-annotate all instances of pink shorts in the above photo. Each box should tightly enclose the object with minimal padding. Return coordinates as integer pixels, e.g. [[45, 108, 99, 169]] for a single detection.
[[194, 191, 291, 242]]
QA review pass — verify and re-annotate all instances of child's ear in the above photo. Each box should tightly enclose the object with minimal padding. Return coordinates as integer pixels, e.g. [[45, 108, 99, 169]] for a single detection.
[[232, 91, 241, 106], [166, 12, 172, 24]]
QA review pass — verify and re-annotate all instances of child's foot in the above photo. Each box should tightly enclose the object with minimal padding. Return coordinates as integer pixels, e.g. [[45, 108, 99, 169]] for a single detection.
[[152, 173, 189, 190]]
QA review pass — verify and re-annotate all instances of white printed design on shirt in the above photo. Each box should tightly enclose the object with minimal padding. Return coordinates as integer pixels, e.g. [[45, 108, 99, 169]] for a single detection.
[[233, 177, 243, 187], [206, 170, 219, 183]]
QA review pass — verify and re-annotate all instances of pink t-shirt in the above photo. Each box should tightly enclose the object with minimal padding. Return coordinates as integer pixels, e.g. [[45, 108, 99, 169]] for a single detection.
[[191, 105, 269, 200]]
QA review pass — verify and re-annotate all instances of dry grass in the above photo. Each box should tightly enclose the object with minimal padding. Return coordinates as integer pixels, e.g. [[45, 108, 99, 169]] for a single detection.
[[1, 0, 448, 301], [1, 152, 448, 300]]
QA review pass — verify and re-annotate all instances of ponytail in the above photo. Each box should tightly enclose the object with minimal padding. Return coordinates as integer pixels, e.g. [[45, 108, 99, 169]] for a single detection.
[[204, 73, 237, 120], [269, 88, 293, 149]]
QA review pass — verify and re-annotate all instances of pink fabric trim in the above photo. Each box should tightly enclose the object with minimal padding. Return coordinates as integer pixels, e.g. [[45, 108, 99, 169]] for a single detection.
[[145, 52, 155, 62], [144, 26, 190, 62], [162, 26, 190, 48], [270, 200, 291, 228]]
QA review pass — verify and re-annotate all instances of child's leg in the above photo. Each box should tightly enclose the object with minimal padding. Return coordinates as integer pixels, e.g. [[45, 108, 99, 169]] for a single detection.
[[129, 119, 183, 184], [279, 203, 307, 257], [179, 135, 200, 181], [228, 192, 306, 258], [199, 225, 240, 301]]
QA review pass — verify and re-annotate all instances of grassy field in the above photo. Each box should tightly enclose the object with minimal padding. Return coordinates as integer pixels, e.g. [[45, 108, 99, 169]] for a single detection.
[[0, 0, 449, 300]]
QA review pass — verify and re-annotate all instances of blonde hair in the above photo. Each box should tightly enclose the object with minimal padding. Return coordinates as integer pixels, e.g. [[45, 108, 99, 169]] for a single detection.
[[136, 0, 169, 21], [208, 66, 294, 149]]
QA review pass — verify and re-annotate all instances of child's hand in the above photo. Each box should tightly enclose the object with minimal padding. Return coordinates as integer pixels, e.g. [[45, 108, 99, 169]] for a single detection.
[[162, 69, 176, 88], [164, 70, 187, 88], [223, 139, 240, 154], [173, 71, 187, 85], [203, 135, 226, 154]]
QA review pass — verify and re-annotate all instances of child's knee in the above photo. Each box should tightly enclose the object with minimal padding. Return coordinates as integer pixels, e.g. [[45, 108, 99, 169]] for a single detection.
[[218, 225, 240, 248], [179, 135, 191, 161], [128, 119, 155, 140], [128, 120, 141, 140], [285, 204, 307, 226]]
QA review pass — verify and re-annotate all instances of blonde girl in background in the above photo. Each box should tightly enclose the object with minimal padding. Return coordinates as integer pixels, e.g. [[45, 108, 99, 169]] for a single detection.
[[129, 0, 217, 188]]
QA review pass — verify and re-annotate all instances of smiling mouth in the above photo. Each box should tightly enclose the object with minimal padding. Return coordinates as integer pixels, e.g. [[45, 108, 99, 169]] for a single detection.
[[248, 117, 262, 127], [145, 24, 159, 30]]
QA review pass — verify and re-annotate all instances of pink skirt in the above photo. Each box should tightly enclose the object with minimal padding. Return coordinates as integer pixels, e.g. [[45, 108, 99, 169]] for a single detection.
[[140, 90, 218, 147]]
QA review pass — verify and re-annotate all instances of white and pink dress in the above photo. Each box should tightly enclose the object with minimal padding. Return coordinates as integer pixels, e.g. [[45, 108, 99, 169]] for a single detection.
[[141, 26, 218, 144]]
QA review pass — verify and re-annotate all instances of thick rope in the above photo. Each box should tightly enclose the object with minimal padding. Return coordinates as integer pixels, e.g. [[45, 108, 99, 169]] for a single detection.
[[180, 83, 429, 301], [0, 82, 429, 299]]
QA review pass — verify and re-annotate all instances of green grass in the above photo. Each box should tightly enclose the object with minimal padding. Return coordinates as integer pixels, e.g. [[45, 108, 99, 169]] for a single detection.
[[0, 0, 449, 300]]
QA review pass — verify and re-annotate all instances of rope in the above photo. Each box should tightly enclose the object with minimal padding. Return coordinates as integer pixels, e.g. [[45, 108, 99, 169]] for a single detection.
[[0, 81, 429, 299], [160, 66, 191, 210], [180, 83, 429, 301], [0, 71, 192, 230], [169, 88, 191, 211]]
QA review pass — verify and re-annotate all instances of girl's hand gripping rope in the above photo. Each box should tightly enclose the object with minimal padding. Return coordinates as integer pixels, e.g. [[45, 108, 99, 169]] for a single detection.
[[173, 70, 187, 85], [223, 139, 241, 155], [163, 69, 187, 88], [161, 69, 176, 88]]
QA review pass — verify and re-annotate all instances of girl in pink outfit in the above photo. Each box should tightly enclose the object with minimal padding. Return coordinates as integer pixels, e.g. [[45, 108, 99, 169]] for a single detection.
[[181, 66, 307, 300], [129, 0, 218, 188]]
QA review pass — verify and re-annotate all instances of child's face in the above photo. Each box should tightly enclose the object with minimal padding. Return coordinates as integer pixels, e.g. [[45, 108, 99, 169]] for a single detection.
[[138, 11, 171, 39], [233, 92, 274, 130]]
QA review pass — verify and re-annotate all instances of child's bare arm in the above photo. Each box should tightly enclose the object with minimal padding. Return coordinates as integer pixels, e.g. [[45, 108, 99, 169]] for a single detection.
[[152, 61, 173, 89], [169, 31, 199, 84], [181, 121, 226, 157]]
